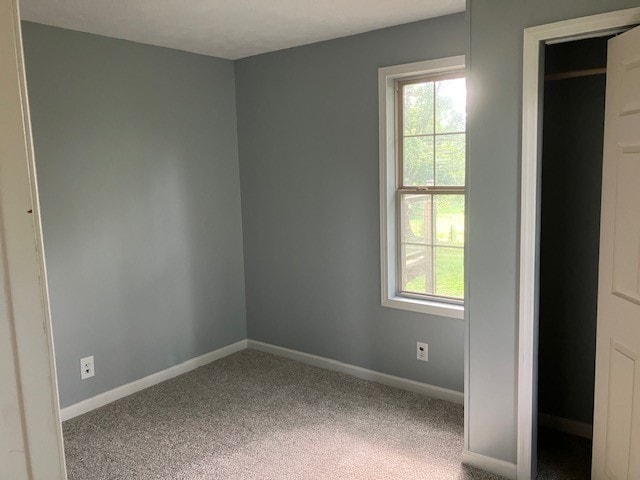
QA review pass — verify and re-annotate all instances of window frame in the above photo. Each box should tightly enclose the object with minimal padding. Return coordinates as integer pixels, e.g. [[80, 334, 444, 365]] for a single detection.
[[379, 56, 466, 319]]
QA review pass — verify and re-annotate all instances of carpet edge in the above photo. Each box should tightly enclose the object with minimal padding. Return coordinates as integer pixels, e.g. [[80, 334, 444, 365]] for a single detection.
[[462, 449, 517, 479], [247, 339, 464, 405], [60, 339, 248, 421]]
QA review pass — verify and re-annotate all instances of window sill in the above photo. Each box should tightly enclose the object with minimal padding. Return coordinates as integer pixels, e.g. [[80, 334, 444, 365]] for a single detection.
[[382, 295, 464, 319]]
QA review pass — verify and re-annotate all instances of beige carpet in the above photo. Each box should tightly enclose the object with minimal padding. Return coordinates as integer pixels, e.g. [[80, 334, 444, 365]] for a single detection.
[[63, 349, 503, 480]]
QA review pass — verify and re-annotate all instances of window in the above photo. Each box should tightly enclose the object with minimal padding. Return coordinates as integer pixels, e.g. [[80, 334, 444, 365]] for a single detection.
[[379, 57, 465, 319]]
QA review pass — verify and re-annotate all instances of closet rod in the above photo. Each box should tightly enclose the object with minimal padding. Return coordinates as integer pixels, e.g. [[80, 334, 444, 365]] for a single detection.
[[545, 67, 606, 82]]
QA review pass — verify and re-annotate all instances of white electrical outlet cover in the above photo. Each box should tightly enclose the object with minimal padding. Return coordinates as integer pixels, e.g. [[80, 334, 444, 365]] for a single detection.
[[80, 355, 95, 380], [417, 342, 428, 361]]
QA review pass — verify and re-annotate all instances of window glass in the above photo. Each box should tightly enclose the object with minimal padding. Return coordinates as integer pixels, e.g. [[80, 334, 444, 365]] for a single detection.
[[398, 74, 466, 302]]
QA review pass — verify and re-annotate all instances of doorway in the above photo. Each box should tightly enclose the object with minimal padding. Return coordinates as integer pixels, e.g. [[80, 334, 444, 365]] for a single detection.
[[518, 8, 640, 480], [536, 35, 611, 478]]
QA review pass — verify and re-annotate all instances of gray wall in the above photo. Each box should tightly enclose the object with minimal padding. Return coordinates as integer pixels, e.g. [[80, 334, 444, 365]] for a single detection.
[[467, 0, 640, 464], [538, 38, 607, 426], [22, 22, 247, 408], [236, 14, 467, 392]]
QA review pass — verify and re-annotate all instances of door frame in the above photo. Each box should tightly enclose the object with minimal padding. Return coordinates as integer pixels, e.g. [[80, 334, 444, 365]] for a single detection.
[[517, 6, 640, 480], [0, 0, 66, 477]]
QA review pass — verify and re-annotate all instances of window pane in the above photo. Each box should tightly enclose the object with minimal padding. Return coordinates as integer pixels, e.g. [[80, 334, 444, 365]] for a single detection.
[[435, 77, 466, 134], [435, 133, 465, 186], [395, 73, 466, 302], [403, 244, 433, 295], [435, 247, 464, 298], [401, 194, 432, 244], [404, 136, 434, 186], [403, 82, 434, 136], [434, 195, 464, 246]]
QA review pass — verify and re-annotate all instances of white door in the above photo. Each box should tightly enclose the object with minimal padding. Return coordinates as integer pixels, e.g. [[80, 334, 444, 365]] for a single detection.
[[592, 25, 640, 480], [0, 0, 66, 478]]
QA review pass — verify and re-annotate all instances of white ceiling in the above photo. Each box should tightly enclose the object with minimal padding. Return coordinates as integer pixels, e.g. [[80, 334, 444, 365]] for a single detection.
[[19, 0, 465, 60]]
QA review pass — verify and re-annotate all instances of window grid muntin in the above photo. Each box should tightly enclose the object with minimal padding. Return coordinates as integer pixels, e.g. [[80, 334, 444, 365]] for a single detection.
[[397, 191, 464, 301], [396, 71, 465, 303], [397, 72, 465, 190]]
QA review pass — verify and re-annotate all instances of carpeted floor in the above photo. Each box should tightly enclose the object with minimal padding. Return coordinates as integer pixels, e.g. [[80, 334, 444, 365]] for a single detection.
[[63, 349, 502, 480], [537, 427, 592, 479]]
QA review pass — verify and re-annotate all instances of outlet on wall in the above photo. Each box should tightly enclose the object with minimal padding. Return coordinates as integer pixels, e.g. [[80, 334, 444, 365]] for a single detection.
[[80, 355, 95, 380], [416, 342, 428, 362]]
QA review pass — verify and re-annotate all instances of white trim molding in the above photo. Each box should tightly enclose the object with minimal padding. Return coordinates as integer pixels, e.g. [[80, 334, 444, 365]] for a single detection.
[[379, 56, 466, 320], [462, 449, 517, 480], [518, 7, 640, 480], [62, 338, 464, 422], [248, 340, 464, 405], [538, 413, 593, 440], [0, 0, 67, 477], [60, 340, 247, 421]]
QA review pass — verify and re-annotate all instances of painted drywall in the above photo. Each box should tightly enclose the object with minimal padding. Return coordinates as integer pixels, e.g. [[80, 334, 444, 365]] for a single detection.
[[22, 22, 247, 408], [236, 14, 467, 393], [466, 0, 639, 464], [538, 37, 607, 426]]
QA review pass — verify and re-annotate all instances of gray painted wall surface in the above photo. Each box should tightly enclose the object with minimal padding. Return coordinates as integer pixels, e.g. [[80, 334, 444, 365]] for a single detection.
[[467, 0, 640, 463], [236, 15, 467, 392], [22, 22, 247, 408]]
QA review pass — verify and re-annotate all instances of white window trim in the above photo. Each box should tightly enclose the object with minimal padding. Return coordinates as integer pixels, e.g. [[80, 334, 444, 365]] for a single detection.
[[379, 56, 466, 320]]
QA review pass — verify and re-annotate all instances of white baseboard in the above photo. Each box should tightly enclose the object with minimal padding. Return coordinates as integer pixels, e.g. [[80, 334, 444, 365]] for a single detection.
[[60, 339, 247, 421], [539, 413, 593, 439], [462, 449, 517, 480], [247, 340, 464, 405], [61, 339, 463, 421]]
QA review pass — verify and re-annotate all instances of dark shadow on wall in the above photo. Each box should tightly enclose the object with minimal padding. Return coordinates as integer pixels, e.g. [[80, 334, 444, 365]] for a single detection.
[[538, 36, 610, 427]]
